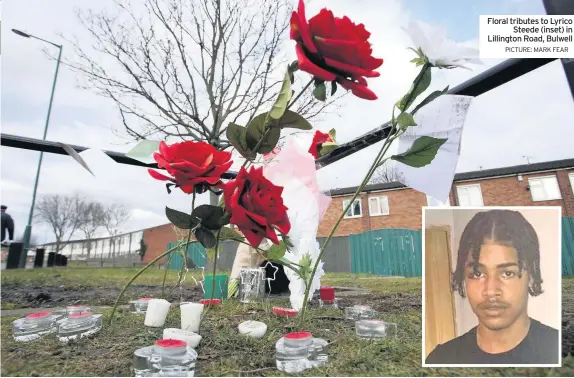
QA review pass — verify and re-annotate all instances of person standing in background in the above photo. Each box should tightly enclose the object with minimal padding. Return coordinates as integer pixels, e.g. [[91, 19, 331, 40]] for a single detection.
[[1, 205, 15, 243]]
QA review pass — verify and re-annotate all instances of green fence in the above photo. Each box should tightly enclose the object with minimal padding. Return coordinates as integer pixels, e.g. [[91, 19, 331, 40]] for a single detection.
[[563, 217, 574, 277], [350, 228, 422, 277], [165, 242, 207, 270]]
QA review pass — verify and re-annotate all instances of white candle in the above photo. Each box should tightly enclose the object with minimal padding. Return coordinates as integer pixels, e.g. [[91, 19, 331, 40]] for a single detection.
[[163, 328, 202, 348], [180, 302, 204, 333], [237, 320, 267, 339], [144, 299, 171, 327]]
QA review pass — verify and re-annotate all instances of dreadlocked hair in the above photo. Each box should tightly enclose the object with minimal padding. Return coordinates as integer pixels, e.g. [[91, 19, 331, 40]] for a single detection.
[[451, 209, 543, 298]]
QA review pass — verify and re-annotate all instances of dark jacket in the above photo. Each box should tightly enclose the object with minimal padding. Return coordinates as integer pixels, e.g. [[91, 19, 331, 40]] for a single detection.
[[1, 212, 15, 242]]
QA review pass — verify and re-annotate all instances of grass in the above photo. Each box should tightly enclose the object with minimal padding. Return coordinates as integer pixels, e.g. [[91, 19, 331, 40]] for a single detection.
[[1, 269, 573, 377]]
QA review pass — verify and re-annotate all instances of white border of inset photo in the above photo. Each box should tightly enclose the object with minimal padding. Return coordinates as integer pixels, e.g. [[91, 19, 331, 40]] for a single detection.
[[422, 206, 562, 368]]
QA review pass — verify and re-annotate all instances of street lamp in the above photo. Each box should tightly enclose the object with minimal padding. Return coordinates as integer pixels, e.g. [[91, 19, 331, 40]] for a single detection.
[[12, 29, 63, 253]]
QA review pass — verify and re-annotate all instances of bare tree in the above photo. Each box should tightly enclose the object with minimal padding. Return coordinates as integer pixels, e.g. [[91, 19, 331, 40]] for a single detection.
[[64, 0, 339, 148], [369, 162, 406, 184], [101, 204, 131, 258], [35, 193, 87, 254], [78, 201, 106, 258]]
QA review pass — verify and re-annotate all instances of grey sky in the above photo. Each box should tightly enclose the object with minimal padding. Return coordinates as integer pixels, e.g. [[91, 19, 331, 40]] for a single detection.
[[2, 0, 573, 244]]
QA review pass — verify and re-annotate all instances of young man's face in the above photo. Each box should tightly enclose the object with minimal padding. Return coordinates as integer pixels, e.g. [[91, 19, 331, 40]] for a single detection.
[[464, 240, 530, 331]]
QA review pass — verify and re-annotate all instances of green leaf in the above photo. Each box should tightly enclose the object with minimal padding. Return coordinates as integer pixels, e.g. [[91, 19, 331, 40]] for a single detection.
[[219, 226, 244, 241], [192, 205, 226, 230], [277, 110, 312, 130], [298, 252, 313, 281], [270, 70, 292, 120], [267, 241, 287, 260], [319, 142, 338, 157], [226, 123, 255, 160], [411, 86, 449, 115], [391, 136, 447, 168], [245, 113, 281, 154], [165, 207, 199, 229], [281, 234, 294, 249], [397, 112, 417, 129], [195, 227, 217, 249], [313, 82, 326, 102], [331, 81, 337, 96], [328, 128, 336, 141], [126, 140, 161, 164], [397, 66, 431, 112]]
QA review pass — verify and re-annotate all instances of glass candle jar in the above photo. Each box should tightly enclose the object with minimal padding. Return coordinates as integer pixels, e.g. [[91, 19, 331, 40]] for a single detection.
[[275, 332, 329, 374], [57, 312, 103, 342], [344, 305, 377, 321], [355, 320, 398, 340], [129, 298, 153, 314], [238, 267, 266, 303], [12, 312, 58, 342], [133, 339, 198, 377]]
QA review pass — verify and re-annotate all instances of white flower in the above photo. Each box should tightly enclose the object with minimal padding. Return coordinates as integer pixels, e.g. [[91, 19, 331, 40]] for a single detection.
[[403, 20, 481, 69], [262, 139, 331, 310]]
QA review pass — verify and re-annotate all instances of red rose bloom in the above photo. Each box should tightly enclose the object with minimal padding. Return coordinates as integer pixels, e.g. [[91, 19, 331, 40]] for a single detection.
[[308, 130, 334, 159], [148, 141, 233, 194], [290, 0, 383, 100], [223, 166, 291, 248]]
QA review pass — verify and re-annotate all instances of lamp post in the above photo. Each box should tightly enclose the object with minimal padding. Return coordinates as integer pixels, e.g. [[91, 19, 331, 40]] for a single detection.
[[12, 29, 63, 253]]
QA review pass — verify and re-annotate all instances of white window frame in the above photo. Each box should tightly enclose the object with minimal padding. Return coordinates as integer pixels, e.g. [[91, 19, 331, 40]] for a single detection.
[[342, 198, 362, 219], [456, 184, 484, 207], [369, 196, 390, 216], [426, 195, 451, 207], [569, 173, 574, 195], [528, 175, 562, 201]]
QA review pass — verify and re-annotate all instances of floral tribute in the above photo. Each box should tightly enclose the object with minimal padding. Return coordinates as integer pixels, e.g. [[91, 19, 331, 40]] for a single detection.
[[118, 0, 477, 321]]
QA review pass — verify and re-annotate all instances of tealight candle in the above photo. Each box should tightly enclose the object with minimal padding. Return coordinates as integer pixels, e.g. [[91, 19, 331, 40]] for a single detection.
[[238, 320, 267, 339], [163, 328, 202, 348], [319, 286, 335, 302], [180, 302, 204, 333], [144, 299, 171, 327]]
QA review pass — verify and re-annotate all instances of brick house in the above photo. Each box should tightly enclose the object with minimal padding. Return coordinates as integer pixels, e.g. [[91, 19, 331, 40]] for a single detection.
[[318, 158, 574, 237], [142, 158, 574, 262]]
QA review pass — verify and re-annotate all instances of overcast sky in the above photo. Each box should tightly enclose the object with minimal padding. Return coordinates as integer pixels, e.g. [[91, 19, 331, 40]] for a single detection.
[[2, 0, 573, 244]]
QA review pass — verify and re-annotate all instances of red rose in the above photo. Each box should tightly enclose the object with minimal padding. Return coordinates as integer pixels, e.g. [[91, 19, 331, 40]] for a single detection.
[[290, 0, 383, 100], [223, 166, 291, 248], [148, 141, 233, 194], [308, 130, 334, 159]]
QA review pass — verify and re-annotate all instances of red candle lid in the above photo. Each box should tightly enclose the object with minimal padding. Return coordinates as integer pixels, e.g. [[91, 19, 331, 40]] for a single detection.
[[320, 286, 335, 300], [273, 307, 285, 315], [200, 299, 221, 306], [285, 331, 312, 340], [69, 312, 92, 318], [140, 298, 153, 301], [285, 309, 298, 317], [26, 312, 53, 319], [155, 339, 187, 348]]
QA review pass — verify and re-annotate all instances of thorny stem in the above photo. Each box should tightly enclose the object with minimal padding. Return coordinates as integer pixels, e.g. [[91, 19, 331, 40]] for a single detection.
[[198, 229, 221, 332], [299, 65, 432, 318], [109, 240, 196, 324], [241, 78, 315, 169]]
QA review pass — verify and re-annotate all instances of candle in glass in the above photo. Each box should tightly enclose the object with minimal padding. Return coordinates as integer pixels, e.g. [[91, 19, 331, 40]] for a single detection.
[[180, 302, 204, 333], [144, 299, 171, 327]]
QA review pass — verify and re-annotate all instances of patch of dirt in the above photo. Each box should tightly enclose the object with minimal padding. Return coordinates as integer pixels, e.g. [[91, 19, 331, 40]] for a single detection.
[[0, 283, 204, 309], [335, 292, 422, 314]]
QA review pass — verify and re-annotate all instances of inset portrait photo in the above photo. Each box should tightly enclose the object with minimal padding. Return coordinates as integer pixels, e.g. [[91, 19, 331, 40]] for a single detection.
[[422, 207, 562, 367]]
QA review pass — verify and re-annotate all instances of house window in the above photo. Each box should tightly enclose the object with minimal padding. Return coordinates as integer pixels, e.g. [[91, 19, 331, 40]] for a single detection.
[[456, 184, 484, 206], [369, 196, 390, 216], [427, 195, 450, 207], [342, 199, 362, 218], [528, 176, 562, 201], [569, 173, 574, 195]]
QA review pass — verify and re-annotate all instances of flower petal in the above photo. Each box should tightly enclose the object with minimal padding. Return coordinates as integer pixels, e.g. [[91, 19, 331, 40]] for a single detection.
[[148, 169, 174, 181], [296, 44, 337, 81], [295, 0, 318, 54], [337, 77, 378, 100], [324, 57, 381, 78]]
